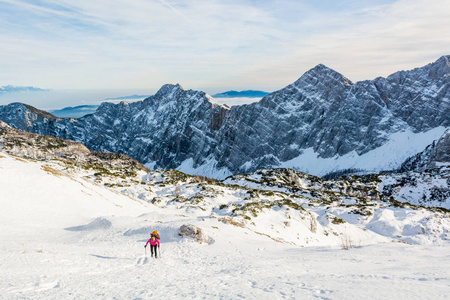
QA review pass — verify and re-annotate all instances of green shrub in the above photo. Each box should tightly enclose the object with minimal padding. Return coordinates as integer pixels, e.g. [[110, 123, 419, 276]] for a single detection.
[[331, 216, 346, 225]]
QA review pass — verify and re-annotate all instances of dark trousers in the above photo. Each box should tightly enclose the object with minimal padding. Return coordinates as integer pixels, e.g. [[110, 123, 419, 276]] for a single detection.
[[150, 245, 158, 257]]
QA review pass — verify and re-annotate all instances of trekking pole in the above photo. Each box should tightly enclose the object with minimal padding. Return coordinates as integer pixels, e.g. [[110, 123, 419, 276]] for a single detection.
[[158, 244, 161, 258], [145, 246, 147, 258]]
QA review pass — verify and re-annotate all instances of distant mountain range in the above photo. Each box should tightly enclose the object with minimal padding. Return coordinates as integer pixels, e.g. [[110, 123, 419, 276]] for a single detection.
[[50, 96, 152, 118], [212, 90, 269, 98], [49, 91, 265, 118], [0, 55, 449, 179], [104, 94, 151, 101], [49, 105, 99, 118], [0, 85, 48, 93]]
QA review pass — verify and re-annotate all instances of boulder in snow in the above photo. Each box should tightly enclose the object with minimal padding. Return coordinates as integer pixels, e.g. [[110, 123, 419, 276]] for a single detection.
[[178, 224, 213, 244]]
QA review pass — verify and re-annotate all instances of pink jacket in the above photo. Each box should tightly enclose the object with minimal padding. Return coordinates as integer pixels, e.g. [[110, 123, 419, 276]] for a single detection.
[[145, 237, 160, 246]]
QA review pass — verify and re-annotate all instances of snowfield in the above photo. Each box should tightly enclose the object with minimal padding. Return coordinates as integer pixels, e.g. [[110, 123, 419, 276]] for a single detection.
[[1, 152, 449, 299], [278, 127, 448, 177]]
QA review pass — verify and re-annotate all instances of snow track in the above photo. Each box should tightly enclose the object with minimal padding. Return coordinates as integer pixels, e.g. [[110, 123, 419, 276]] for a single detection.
[[1, 153, 449, 299], [3, 235, 449, 299]]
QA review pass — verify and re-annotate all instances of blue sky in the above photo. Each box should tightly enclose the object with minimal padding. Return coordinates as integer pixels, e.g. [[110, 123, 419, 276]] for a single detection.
[[0, 0, 449, 94]]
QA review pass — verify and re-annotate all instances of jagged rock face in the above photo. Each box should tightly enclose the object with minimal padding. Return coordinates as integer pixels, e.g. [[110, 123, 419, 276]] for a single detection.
[[373, 55, 450, 131], [430, 129, 450, 164], [214, 64, 404, 173], [0, 84, 230, 170], [402, 129, 450, 171], [399, 143, 435, 172], [212, 58, 449, 173], [0, 57, 449, 177]]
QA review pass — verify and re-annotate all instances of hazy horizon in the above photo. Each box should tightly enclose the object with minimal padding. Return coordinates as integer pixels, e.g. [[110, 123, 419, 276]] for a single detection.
[[0, 88, 263, 111]]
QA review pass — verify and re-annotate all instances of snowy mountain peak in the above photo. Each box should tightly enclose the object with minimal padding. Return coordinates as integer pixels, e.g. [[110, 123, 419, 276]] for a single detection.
[[296, 63, 353, 87], [387, 55, 450, 82], [151, 83, 228, 110], [429, 55, 450, 78], [435, 55, 450, 68], [154, 83, 184, 98], [0, 102, 58, 129], [96, 101, 116, 113]]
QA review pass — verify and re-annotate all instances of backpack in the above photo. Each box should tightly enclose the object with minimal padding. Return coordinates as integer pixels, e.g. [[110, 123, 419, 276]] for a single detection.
[[151, 231, 160, 240]]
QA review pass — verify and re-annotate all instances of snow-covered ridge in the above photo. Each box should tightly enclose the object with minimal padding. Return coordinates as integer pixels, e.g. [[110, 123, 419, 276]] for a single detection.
[[0, 56, 449, 177]]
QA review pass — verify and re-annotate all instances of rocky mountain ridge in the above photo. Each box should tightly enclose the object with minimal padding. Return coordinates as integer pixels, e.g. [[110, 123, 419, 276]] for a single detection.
[[0, 56, 449, 178], [401, 129, 450, 172], [0, 120, 148, 175]]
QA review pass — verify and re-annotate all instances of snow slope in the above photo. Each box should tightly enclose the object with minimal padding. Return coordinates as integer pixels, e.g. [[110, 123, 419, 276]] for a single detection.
[[0, 153, 149, 238], [279, 127, 448, 176], [1, 152, 450, 299]]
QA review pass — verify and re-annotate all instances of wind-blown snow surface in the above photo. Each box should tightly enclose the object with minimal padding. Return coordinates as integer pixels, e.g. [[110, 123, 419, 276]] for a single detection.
[[1, 153, 449, 299]]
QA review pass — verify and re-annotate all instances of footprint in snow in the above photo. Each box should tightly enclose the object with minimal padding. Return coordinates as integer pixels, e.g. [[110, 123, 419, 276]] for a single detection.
[[137, 257, 152, 265]]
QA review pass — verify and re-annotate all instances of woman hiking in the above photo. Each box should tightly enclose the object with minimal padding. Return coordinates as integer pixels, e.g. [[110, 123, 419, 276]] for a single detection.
[[144, 231, 160, 258]]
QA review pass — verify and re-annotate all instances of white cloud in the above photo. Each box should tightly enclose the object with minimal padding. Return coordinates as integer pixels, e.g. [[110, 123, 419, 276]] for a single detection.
[[233, 0, 450, 89], [0, 0, 448, 92]]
